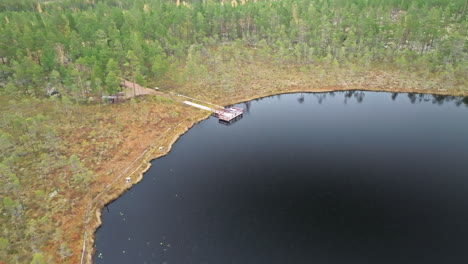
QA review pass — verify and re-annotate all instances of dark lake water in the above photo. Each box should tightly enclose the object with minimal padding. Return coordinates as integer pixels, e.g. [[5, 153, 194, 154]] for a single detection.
[[94, 91, 468, 264]]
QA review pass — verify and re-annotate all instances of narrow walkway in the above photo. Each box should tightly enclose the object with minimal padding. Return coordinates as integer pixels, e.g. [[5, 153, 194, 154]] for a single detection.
[[121, 80, 244, 123]]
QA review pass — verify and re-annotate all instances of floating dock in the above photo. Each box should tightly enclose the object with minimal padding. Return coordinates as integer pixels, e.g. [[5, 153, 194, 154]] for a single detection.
[[183, 101, 243, 124], [214, 107, 244, 123]]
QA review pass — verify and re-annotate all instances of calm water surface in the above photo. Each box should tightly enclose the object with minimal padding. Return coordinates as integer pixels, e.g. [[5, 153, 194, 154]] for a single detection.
[[94, 92, 468, 264]]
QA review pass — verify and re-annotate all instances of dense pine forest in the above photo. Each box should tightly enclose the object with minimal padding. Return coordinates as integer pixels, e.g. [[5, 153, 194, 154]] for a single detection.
[[0, 0, 466, 98], [0, 0, 466, 263]]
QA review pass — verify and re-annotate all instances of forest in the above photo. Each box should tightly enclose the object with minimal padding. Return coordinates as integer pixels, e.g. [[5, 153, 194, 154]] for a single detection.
[[0, 0, 466, 263], [0, 0, 466, 98]]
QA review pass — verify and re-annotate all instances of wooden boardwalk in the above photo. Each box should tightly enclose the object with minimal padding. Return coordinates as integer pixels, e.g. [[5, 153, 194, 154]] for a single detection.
[[183, 100, 243, 124], [121, 80, 244, 124]]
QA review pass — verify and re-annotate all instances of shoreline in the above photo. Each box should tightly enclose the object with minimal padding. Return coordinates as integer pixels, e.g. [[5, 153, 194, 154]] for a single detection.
[[82, 112, 210, 264], [218, 85, 466, 107], [81, 86, 467, 264]]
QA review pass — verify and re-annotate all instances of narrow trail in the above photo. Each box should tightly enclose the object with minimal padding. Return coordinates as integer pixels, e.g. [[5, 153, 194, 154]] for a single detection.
[[120, 80, 190, 104], [120, 80, 222, 110], [121, 80, 160, 98]]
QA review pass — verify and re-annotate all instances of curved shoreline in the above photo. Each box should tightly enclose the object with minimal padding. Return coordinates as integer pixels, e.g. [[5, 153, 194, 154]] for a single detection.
[[81, 86, 467, 264]]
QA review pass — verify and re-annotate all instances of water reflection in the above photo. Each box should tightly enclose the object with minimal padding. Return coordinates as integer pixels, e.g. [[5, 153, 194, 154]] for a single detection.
[[315, 93, 327, 104], [219, 114, 243, 125], [311, 91, 367, 104], [406, 93, 468, 106], [251, 91, 465, 107], [306, 91, 468, 107], [243, 101, 251, 113], [297, 94, 305, 104]]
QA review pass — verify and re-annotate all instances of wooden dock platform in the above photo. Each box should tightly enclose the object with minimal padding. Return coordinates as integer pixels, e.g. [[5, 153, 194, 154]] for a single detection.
[[214, 107, 244, 123], [183, 101, 244, 124]]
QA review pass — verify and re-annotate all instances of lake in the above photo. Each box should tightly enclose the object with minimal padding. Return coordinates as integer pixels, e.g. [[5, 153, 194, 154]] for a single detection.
[[94, 91, 468, 264]]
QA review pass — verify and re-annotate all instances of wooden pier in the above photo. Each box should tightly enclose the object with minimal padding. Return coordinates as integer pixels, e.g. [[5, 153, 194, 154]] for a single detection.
[[214, 107, 244, 123], [183, 101, 243, 124], [118, 81, 244, 124]]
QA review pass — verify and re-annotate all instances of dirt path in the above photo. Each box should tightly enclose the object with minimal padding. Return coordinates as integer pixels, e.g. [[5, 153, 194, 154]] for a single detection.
[[120, 79, 188, 103], [121, 80, 162, 98]]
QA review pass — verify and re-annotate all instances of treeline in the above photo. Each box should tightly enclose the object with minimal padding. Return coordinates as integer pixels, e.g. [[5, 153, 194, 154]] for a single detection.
[[0, 0, 466, 99]]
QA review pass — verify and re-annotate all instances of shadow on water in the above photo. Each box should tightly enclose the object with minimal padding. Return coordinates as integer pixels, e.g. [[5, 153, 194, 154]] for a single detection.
[[218, 114, 243, 126]]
